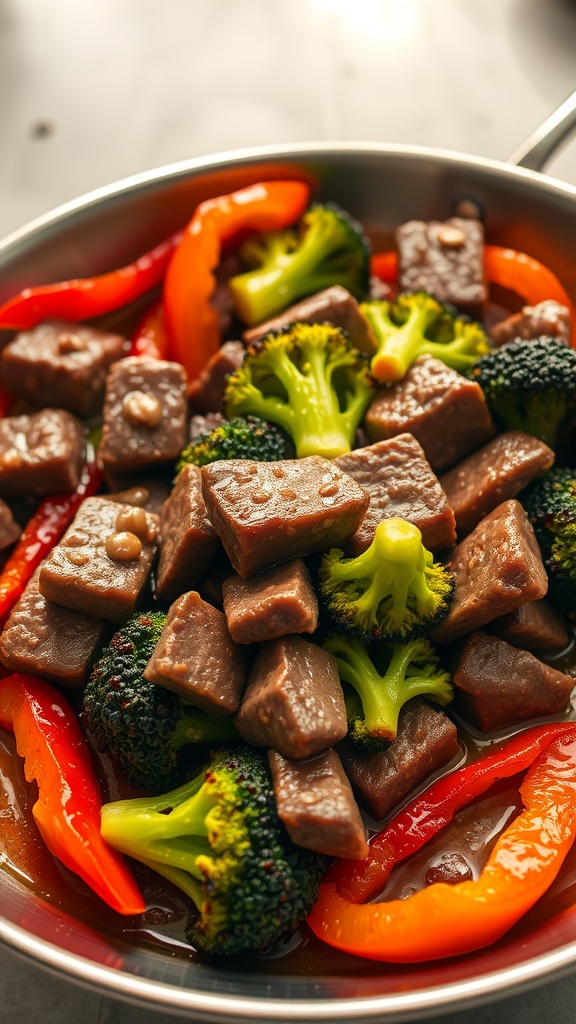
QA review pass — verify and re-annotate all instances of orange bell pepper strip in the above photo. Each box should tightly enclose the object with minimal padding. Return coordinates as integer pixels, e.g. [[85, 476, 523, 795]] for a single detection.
[[308, 727, 576, 962], [163, 180, 310, 382], [0, 673, 145, 916], [484, 245, 576, 346]]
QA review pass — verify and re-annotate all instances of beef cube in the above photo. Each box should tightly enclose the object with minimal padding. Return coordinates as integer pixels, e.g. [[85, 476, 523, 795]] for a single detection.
[[144, 591, 249, 715], [1, 320, 129, 417], [453, 631, 574, 732], [202, 457, 369, 578], [189, 413, 226, 441], [235, 636, 347, 759], [108, 476, 170, 517], [339, 699, 459, 821], [38, 497, 159, 623], [489, 598, 570, 655], [431, 500, 549, 643], [99, 357, 188, 479], [0, 409, 84, 497], [439, 431, 554, 537], [198, 550, 234, 611], [365, 356, 495, 471], [490, 300, 571, 347], [156, 465, 219, 602], [0, 498, 21, 551], [268, 748, 369, 860], [0, 566, 105, 687], [335, 434, 456, 553], [188, 341, 245, 414], [396, 217, 486, 314], [243, 286, 376, 354], [222, 559, 318, 644]]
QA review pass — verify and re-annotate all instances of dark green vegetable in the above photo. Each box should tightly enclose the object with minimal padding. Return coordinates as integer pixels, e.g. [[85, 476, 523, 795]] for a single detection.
[[176, 415, 293, 473], [522, 467, 576, 616]]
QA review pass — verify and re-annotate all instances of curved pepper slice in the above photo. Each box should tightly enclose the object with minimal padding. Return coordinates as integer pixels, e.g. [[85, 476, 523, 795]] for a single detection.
[[163, 180, 310, 382], [0, 673, 145, 915], [130, 298, 167, 359], [484, 245, 576, 346]]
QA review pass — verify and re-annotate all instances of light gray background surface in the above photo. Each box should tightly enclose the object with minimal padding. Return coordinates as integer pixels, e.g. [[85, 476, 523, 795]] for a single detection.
[[1, 0, 576, 1020]]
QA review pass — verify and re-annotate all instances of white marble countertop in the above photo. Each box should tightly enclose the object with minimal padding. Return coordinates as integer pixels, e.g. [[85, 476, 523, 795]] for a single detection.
[[1, 0, 576, 1020]]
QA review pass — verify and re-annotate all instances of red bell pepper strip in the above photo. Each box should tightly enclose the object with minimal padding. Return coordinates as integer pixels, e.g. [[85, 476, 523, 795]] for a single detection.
[[484, 245, 576, 345], [370, 250, 398, 285], [0, 231, 182, 332], [0, 673, 145, 915], [130, 298, 168, 359], [163, 180, 311, 383]]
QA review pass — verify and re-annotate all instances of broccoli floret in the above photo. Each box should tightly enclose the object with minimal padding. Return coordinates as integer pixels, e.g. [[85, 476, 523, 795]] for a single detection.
[[101, 747, 326, 955], [522, 467, 576, 616], [176, 415, 293, 473], [326, 633, 452, 746], [84, 613, 238, 793], [360, 291, 491, 383], [224, 321, 375, 459], [228, 203, 370, 327], [469, 338, 576, 449], [318, 517, 454, 643]]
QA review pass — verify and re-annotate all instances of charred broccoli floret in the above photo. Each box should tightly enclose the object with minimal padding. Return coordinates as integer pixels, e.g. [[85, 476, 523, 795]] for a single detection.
[[83, 613, 238, 793], [522, 467, 576, 616], [326, 633, 452, 746], [318, 517, 454, 643], [228, 203, 370, 327], [360, 290, 491, 383], [176, 415, 293, 473], [224, 321, 375, 458], [101, 747, 326, 956], [469, 337, 576, 449]]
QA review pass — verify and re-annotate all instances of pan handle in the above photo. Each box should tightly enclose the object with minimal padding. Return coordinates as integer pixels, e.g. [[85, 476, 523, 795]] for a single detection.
[[507, 89, 576, 171]]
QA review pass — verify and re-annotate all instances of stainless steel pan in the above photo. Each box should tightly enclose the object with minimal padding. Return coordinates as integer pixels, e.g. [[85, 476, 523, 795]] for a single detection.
[[1, 92, 576, 1023]]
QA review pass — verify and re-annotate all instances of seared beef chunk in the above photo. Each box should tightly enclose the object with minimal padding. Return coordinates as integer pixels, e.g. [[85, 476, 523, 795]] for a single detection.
[[1, 320, 129, 417], [365, 356, 495, 472], [490, 300, 571, 347], [222, 559, 318, 644], [335, 434, 456, 553], [453, 630, 574, 732], [432, 500, 548, 643], [339, 699, 459, 820], [0, 566, 105, 687], [189, 412, 226, 441], [396, 217, 487, 315], [0, 409, 84, 497], [489, 598, 570, 656], [108, 476, 170, 517], [235, 635, 347, 759], [144, 591, 249, 715], [188, 341, 245, 414], [39, 497, 159, 623], [268, 748, 369, 860], [0, 498, 21, 551], [99, 357, 188, 479], [202, 457, 369, 578], [440, 431, 554, 537], [243, 285, 376, 354], [425, 853, 472, 886], [198, 549, 234, 611], [156, 465, 219, 602]]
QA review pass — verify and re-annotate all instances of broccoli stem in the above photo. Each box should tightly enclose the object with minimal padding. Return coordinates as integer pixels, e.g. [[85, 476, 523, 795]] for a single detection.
[[170, 706, 239, 749], [365, 302, 431, 382]]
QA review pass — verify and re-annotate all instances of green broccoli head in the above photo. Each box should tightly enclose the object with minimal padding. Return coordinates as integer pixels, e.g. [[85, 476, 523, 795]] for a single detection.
[[326, 633, 453, 746], [224, 321, 376, 458], [176, 415, 293, 474], [84, 612, 238, 793], [469, 338, 576, 449], [360, 291, 491, 383], [228, 202, 370, 327], [318, 517, 454, 643], [522, 467, 576, 616], [101, 747, 326, 956]]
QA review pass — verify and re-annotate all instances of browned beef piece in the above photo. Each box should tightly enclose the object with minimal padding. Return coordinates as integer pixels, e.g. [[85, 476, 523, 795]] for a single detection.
[[425, 853, 472, 886], [453, 630, 574, 732], [156, 465, 219, 602], [189, 413, 226, 441], [431, 500, 548, 644], [396, 217, 486, 315], [222, 559, 318, 644], [108, 476, 170, 517], [439, 431, 554, 537], [144, 591, 249, 715], [0, 566, 105, 687], [0, 409, 84, 497], [188, 342, 245, 414], [99, 357, 188, 480], [235, 635, 347, 759], [365, 356, 495, 472], [0, 499, 21, 551], [335, 434, 456, 553], [268, 748, 369, 860], [38, 497, 159, 623], [490, 300, 571, 347], [198, 549, 234, 611], [339, 699, 459, 821], [1, 320, 129, 417], [489, 598, 570, 655], [243, 286, 376, 354], [202, 457, 369, 578]]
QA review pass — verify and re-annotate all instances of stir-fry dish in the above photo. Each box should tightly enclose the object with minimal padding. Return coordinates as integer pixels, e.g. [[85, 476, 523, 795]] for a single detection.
[[0, 179, 576, 964]]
